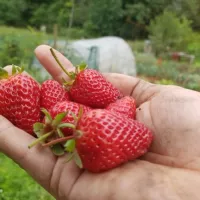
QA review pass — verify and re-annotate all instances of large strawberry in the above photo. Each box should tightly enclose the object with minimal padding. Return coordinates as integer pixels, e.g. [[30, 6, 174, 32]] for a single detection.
[[0, 66, 40, 134], [39, 109, 153, 173], [41, 79, 70, 111], [106, 96, 136, 119], [50, 48, 122, 108]]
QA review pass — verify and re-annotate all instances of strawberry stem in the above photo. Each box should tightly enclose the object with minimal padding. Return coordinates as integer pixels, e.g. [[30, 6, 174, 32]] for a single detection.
[[50, 48, 74, 79], [42, 135, 75, 147], [28, 131, 54, 149]]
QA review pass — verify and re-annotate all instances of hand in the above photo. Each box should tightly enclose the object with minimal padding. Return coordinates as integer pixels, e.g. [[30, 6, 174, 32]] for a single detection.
[[1, 45, 200, 200]]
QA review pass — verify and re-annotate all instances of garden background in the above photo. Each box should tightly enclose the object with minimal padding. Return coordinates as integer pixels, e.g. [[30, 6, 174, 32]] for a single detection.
[[0, 0, 200, 199]]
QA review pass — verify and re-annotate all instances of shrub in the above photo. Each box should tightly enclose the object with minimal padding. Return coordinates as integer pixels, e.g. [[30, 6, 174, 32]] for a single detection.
[[148, 11, 192, 56]]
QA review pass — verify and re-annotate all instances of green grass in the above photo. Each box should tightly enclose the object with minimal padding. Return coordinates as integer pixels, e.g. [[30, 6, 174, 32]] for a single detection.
[[0, 153, 54, 200], [0, 26, 51, 67]]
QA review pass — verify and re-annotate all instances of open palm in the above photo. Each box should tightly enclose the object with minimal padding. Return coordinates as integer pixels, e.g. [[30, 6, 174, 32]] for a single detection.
[[1, 45, 200, 200]]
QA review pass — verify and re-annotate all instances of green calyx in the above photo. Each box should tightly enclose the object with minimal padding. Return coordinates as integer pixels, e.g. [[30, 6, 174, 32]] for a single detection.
[[28, 107, 83, 158], [0, 65, 24, 80], [50, 48, 87, 88]]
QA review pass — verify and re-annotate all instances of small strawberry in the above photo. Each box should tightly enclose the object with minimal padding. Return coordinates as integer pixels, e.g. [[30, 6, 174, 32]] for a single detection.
[[49, 101, 91, 136], [28, 101, 91, 153], [41, 79, 70, 111], [0, 66, 40, 134], [106, 96, 136, 119], [38, 109, 153, 173], [50, 48, 123, 108]]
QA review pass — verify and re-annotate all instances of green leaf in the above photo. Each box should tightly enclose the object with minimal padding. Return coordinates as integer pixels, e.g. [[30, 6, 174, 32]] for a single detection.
[[19, 66, 24, 73], [57, 128, 64, 137], [0, 68, 8, 79], [65, 152, 74, 163], [12, 64, 17, 75], [33, 122, 44, 137], [77, 63, 87, 72], [52, 112, 67, 127], [28, 131, 53, 148], [74, 150, 83, 168], [68, 71, 76, 79], [41, 108, 52, 123], [58, 123, 75, 129], [64, 139, 76, 152], [51, 144, 65, 156]]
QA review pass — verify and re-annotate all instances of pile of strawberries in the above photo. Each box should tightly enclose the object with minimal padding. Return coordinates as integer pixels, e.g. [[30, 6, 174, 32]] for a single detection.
[[0, 48, 153, 173]]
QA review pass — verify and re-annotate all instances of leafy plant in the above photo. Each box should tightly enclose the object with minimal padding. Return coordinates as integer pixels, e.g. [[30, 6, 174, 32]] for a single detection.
[[148, 11, 192, 56]]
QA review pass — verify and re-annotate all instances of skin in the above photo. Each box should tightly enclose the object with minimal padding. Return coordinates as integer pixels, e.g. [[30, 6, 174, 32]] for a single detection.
[[1, 45, 200, 200]]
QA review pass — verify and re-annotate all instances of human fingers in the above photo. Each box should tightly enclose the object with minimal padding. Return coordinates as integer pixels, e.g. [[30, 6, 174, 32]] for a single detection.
[[34, 45, 74, 83]]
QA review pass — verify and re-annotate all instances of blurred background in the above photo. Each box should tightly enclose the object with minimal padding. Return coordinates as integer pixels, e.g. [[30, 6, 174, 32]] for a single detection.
[[0, 0, 200, 199]]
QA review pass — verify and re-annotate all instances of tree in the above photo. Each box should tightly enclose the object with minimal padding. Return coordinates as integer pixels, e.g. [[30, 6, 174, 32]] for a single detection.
[[168, 0, 200, 30], [85, 0, 123, 36], [148, 11, 192, 56], [0, 0, 27, 26], [121, 0, 174, 39], [30, 0, 73, 30]]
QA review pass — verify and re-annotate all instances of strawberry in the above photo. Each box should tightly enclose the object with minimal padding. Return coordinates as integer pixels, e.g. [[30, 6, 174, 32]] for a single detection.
[[28, 101, 91, 152], [50, 48, 123, 108], [49, 101, 91, 136], [41, 79, 70, 111], [0, 66, 40, 134], [38, 109, 153, 173], [106, 96, 136, 119]]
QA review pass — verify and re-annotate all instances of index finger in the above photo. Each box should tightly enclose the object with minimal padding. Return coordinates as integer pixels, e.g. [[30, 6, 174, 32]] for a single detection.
[[34, 45, 74, 83]]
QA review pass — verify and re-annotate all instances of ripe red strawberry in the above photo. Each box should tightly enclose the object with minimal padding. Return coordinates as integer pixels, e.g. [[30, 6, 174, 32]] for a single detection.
[[75, 109, 153, 172], [69, 69, 122, 108], [106, 96, 136, 119], [0, 66, 40, 134], [28, 100, 92, 151], [39, 109, 153, 172], [50, 48, 122, 108], [41, 79, 70, 111], [49, 101, 91, 136]]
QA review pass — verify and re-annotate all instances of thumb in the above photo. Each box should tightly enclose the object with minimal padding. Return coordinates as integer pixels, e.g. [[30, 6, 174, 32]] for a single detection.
[[104, 73, 162, 107]]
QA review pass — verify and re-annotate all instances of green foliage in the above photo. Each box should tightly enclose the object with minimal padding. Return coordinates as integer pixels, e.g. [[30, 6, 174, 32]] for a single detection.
[[155, 78, 176, 85], [186, 32, 200, 62], [127, 40, 144, 53], [168, 0, 200, 30], [85, 0, 123, 36], [135, 51, 200, 91], [121, 0, 173, 39], [0, 0, 27, 26], [148, 11, 192, 56], [0, 36, 22, 67], [0, 153, 54, 200], [0, 0, 199, 40], [30, 0, 72, 30], [0, 26, 48, 68], [59, 27, 86, 39]]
